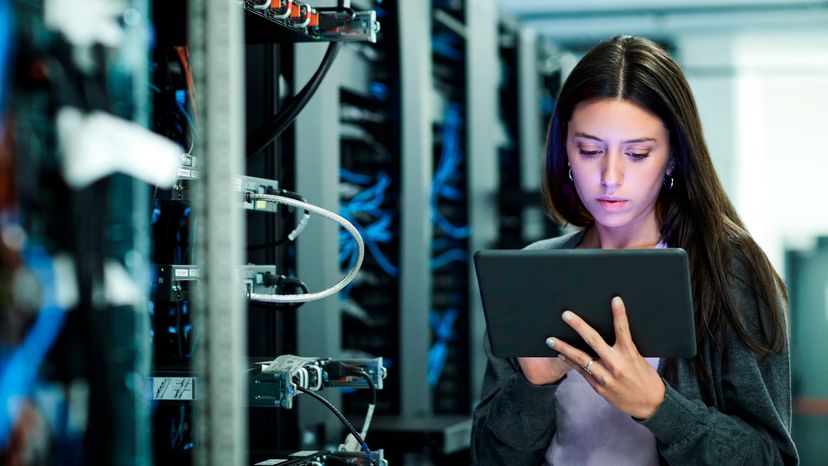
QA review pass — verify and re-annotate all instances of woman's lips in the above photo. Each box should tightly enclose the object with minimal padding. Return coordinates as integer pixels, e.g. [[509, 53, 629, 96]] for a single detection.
[[597, 199, 628, 210]]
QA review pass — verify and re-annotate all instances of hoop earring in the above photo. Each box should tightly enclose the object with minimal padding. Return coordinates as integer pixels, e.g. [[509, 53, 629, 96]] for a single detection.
[[664, 174, 674, 190], [568, 169, 574, 181]]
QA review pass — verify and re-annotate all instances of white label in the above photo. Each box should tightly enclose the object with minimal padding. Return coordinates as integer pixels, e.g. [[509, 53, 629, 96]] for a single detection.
[[290, 451, 317, 457], [174, 269, 189, 278], [189, 269, 199, 278], [190, 170, 199, 179], [152, 377, 195, 400], [177, 168, 191, 178], [254, 459, 287, 465]]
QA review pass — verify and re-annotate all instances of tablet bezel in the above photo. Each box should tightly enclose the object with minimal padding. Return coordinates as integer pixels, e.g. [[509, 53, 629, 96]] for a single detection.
[[473, 248, 696, 359]]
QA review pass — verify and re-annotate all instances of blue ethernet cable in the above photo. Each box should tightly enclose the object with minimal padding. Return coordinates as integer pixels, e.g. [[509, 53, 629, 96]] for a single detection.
[[431, 103, 471, 239], [339, 171, 399, 276], [0, 244, 68, 449], [0, 0, 12, 116], [427, 309, 458, 387], [340, 168, 374, 185], [430, 248, 468, 271]]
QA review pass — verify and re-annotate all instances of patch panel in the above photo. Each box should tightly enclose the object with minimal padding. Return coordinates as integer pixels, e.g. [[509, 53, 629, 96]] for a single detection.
[[243, 1, 380, 43], [152, 264, 279, 302], [250, 356, 386, 409], [158, 158, 281, 213]]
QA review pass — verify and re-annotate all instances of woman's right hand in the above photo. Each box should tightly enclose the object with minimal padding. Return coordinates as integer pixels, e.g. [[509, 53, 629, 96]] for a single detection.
[[517, 356, 571, 386]]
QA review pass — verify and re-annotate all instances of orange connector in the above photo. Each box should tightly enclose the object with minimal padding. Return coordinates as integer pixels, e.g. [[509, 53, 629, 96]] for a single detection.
[[308, 9, 319, 27], [290, 2, 301, 18], [269, 0, 281, 9]]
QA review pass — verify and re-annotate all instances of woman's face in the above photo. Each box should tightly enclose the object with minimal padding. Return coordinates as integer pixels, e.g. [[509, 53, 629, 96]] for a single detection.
[[567, 98, 673, 233]]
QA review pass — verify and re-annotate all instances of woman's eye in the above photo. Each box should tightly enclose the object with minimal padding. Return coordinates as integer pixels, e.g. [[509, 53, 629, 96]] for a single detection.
[[578, 149, 601, 157], [627, 152, 650, 160]]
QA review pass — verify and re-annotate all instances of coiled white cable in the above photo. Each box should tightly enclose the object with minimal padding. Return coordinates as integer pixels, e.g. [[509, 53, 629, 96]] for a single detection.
[[245, 192, 364, 303]]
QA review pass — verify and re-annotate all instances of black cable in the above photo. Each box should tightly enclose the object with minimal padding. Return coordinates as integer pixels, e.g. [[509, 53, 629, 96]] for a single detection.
[[315, 6, 356, 15], [315, 7, 357, 29], [261, 273, 309, 295], [246, 41, 341, 156], [254, 274, 308, 311], [278, 276, 309, 294], [296, 387, 380, 466], [357, 368, 377, 406]]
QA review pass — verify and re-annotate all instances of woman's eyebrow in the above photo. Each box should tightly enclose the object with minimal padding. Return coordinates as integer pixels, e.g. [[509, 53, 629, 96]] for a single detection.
[[573, 132, 603, 142], [574, 132, 656, 144], [623, 137, 657, 144]]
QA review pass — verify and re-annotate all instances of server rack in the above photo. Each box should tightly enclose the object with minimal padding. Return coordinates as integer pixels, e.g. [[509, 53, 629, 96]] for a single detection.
[[4, 1, 153, 464]]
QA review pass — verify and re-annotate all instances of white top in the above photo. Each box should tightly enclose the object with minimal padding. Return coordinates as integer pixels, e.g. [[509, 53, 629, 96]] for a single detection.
[[544, 240, 667, 465]]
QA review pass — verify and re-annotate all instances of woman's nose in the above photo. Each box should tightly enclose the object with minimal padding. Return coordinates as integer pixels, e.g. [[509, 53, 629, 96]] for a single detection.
[[601, 152, 623, 189]]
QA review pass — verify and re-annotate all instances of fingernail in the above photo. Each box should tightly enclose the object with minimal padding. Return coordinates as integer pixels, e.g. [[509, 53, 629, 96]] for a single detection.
[[558, 353, 567, 361], [546, 337, 557, 348], [612, 296, 623, 306], [562, 310, 574, 321]]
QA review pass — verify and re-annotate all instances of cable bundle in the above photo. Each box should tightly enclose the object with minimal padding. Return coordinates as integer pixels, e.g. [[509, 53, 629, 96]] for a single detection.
[[339, 169, 397, 277], [430, 103, 470, 273]]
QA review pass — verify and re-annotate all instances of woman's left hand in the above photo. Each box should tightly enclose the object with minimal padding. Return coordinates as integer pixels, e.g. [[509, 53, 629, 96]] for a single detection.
[[547, 296, 666, 420]]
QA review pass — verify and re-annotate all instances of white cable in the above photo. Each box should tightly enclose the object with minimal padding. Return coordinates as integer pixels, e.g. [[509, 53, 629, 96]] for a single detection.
[[296, 367, 308, 389], [360, 403, 375, 439], [341, 403, 375, 452], [252, 0, 271, 10], [288, 207, 310, 241], [246, 193, 364, 304], [308, 364, 323, 391], [271, 4, 291, 19], [294, 5, 312, 28]]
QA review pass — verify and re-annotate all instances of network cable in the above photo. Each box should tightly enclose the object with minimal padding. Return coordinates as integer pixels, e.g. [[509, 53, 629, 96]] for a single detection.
[[0, 0, 11, 115], [296, 387, 379, 466], [427, 308, 458, 387], [245, 193, 364, 303], [431, 103, 471, 239], [339, 170, 398, 277], [430, 248, 468, 270], [246, 188, 311, 251], [0, 243, 68, 449]]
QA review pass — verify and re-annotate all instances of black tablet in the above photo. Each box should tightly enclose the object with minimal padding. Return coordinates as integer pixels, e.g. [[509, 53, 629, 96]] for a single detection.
[[473, 248, 696, 358]]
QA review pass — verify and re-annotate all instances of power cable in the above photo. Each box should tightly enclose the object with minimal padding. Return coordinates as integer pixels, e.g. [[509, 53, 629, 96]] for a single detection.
[[246, 42, 341, 156]]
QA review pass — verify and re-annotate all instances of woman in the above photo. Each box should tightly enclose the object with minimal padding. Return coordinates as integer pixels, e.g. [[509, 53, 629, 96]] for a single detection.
[[471, 36, 798, 465]]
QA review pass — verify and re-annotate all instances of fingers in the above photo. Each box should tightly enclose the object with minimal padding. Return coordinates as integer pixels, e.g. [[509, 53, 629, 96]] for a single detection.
[[611, 296, 633, 347], [562, 309, 613, 358], [547, 336, 604, 385]]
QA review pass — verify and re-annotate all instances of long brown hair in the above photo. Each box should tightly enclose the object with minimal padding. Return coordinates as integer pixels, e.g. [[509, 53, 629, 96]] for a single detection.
[[541, 36, 787, 385]]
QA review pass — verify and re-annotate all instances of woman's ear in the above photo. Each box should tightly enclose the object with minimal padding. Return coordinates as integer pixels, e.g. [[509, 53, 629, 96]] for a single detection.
[[666, 159, 676, 176]]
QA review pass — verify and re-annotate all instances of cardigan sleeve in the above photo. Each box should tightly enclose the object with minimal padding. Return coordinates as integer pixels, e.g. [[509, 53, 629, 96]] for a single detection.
[[640, 259, 799, 465], [470, 335, 563, 466], [470, 232, 584, 465]]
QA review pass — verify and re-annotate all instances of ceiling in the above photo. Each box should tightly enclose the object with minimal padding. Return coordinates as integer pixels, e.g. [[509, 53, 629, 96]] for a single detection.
[[499, 0, 828, 42]]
